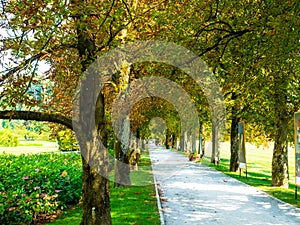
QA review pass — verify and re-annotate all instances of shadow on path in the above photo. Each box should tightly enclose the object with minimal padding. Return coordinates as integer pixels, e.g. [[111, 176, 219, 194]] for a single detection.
[[149, 145, 300, 225]]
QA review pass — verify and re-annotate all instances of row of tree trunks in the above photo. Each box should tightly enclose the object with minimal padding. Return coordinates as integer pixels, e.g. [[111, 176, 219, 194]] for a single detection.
[[172, 129, 206, 158]]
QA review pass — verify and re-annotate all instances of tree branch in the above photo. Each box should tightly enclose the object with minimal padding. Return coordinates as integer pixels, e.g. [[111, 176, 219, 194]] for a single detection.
[[0, 110, 73, 130], [197, 29, 251, 57], [0, 43, 76, 83], [0, 52, 47, 83]]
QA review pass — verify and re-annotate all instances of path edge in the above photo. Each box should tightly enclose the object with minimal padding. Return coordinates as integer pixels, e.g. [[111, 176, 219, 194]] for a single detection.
[[196, 156, 300, 214], [150, 152, 166, 225]]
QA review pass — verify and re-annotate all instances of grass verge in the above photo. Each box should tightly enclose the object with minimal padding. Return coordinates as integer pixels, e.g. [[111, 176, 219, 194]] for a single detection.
[[48, 152, 160, 225]]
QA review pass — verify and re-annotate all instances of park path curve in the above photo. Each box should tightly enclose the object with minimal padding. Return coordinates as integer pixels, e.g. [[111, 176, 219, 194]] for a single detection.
[[149, 145, 300, 225]]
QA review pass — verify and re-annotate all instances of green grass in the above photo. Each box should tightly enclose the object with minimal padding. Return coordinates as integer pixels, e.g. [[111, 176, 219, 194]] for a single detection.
[[46, 207, 81, 225], [199, 142, 300, 208], [0, 141, 58, 155], [48, 152, 160, 225], [19, 143, 43, 146]]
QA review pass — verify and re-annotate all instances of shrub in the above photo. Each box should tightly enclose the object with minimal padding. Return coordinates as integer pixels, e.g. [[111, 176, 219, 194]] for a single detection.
[[0, 128, 19, 147], [0, 153, 82, 224], [56, 129, 79, 151]]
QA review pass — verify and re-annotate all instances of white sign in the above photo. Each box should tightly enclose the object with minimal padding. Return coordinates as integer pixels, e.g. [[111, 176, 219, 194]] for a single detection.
[[239, 162, 246, 169]]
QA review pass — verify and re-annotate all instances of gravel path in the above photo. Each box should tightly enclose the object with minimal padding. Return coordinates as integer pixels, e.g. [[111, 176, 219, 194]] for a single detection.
[[149, 145, 300, 225]]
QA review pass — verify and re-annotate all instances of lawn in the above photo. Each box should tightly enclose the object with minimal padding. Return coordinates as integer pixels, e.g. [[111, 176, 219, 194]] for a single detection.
[[48, 152, 161, 225], [0, 140, 59, 155], [200, 142, 300, 208]]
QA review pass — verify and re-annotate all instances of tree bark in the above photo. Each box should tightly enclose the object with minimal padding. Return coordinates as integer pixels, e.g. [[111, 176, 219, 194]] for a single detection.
[[114, 139, 131, 187], [200, 136, 205, 159], [179, 134, 184, 151], [72, 0, 112, 222], [165, 132, 170, 149], [199, 124, 205, 158], [77, 84, 112, 224], [211, 123, 220, 164], [0, 111, 72, 130], [229, 92, 240, 171], [192, 133, 196, 153], [171, 133, 176, 149], [184, 131, 188, 152], [113, 68, 131, 186], [230, 115, 239, 172], [81, 154, 111, 225], [272, 75, 289, 187]]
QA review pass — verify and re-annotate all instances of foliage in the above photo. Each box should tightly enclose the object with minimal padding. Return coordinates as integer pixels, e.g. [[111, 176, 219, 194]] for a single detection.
[[56, 129, 79, 151], [1, 0, 300, 221], [0, 128, 19, 147], [1, 120, 53, 141], [0, 153, 82, 224]]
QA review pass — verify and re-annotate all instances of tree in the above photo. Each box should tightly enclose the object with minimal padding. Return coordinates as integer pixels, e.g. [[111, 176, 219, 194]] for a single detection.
[[0, 0, 128, 224], [183, 0, 299, 184], [1, 1, 192, 223], [2, 3, 299, 224]]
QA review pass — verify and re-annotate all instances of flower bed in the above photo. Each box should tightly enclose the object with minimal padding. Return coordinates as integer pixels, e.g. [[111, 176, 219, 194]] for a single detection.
[[0, 152, 82, 224]]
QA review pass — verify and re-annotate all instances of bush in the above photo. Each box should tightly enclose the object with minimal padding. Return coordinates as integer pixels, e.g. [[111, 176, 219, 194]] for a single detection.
[[0, 128, 19, 147], [56, 129, 79, 151], [0, 153, 82, 224]]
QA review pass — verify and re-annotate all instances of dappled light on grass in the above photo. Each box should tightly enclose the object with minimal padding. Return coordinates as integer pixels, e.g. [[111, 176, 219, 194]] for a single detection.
[[110, 152, 160, 224], [110, 185, 160, 225]]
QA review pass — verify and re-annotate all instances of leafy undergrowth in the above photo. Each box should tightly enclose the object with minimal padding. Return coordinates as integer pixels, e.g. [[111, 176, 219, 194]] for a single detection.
[[49, 152, 161, 225], [0, 153, 82, 224]]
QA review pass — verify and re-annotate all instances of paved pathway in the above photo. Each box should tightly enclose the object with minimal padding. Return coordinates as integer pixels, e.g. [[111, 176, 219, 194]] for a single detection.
[[149, 145, 300, 225]]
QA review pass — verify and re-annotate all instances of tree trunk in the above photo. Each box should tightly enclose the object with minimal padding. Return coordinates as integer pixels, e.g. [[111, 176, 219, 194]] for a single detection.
[[113, 66, 131, 186], [229, 92, 239, 171], [72, 1, 112, 222], [187, 134, 191, 152], [199, 125, 205, 158], [165, 132, 169, 149], [272, 75, 289, 187], [211, 124, 215, 163], [179, 134, 184, 151], [76, 90, 112, 224], [141, 139, 145, 152], [200, 136, 205, 158], [114, 139, 131, 187], [171, 133, 176, 149], [230, 115, 239, 172], [211, 123, 219, 164], [81, 157, 111, 225], [192, 133, 196, 153], [184, 131, 188, 152]]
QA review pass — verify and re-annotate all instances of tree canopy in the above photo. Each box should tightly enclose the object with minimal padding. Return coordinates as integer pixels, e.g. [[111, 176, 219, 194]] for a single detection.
[[1, 0, 299, 224]]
